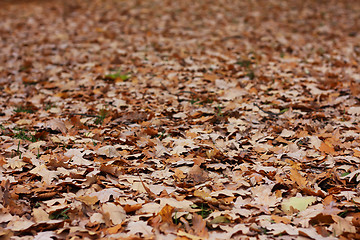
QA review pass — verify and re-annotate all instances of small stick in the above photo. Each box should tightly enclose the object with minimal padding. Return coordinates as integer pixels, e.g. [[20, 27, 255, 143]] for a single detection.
[[254, 103, 285, 117], [137, 170, 156, 200], [67, 113, 98, 117], [221, 35, 243, 41]]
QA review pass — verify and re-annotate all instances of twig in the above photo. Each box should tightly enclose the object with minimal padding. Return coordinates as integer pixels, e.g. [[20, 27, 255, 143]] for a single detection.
[[137, 170, 156, 200], [254, 103, 285, 117], [67, 113, 98, 118], [221, 35, 243, 41]]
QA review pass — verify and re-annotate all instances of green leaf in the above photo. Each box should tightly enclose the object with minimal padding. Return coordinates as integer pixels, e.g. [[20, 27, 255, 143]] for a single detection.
[[209, 216, 231, 224], [282, 196, 316, 213]]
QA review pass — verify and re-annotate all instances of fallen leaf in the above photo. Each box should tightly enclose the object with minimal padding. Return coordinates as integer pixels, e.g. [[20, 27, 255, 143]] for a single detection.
[[76, 195, 98, 206], [126, 220, 153, 236], [192, 213, 209, 238], [280, 129, 295, 138], [187, 165, 209, 184], [319, 141, 335, 154], [89, 188, 124, 203], [332, 215, 356, 237], [97, 146, 121, 158], [177, 230, 206, 240], [46, 119, 67, 134], [290, 168, 307, 187], [7, 218, 34, 231], [29, 165, 58, 185], [271, 215, 291, 224], [33, 208, 49, 223], [282, 196, 317, 214], [102, 203, 126, 226]]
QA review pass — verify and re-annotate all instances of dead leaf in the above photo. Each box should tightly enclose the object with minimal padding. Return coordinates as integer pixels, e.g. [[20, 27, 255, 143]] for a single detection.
[[102, 203, 126, 226], [178, 231, 206, 240], [33, 208, 49, 223], [76, 195, 98, 206], [126, 221, 153, 236], [282, 196, 317, 214], [194, 190, 219, 205], [96, 146, 121, 158], [271, 215, 291, 224], [106, 223, 124, 234], [89, 188, 124, 203], [1, 1, 359, 239], [7, 218, 34, 231], [187, 165, 209, 184], [46, 119, 67, 134], [192, 213, 209, 238], [29, 165, 58, 185], [332, 215, 356, 236], [290, 168, 307, 187], [319, 141, 335, 154]]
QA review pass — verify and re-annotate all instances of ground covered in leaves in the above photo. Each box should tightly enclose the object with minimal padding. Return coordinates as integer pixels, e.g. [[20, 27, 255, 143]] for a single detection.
[[0, 0, 360, 239]]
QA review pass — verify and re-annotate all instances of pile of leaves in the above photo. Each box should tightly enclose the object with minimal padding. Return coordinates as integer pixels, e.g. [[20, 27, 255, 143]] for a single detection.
[[0, 0, 360, 239]]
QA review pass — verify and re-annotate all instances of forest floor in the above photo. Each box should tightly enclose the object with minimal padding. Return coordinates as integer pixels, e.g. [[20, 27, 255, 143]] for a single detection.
[[0, 0, 360, 239]]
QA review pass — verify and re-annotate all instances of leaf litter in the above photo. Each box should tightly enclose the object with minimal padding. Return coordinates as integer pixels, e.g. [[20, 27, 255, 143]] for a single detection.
[[0, 0, 360, 239]]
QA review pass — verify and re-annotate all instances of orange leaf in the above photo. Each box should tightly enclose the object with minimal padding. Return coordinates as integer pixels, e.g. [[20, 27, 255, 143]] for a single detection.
[[106, 223, 124, 234], [353, 149, 360, 158], [159, 204, 174, 224], [290, 168, 307, 187], [249, 173, 263, 183], [76, 195, 98, 206], [174, 168, 186, 181], [123, 204, 143, 213], [352, 213, 360, 227], [319, 141, 335, 154], [271, 215, 291, 224]]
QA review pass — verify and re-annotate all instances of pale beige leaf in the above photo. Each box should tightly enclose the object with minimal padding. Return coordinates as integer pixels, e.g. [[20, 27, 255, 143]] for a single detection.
[[89, 188, 124, 203], [34, 231, 57, 240], [102, 203, 126, 225], [7, 218, 34, 231], [97, 145, 121, 158], [33, 208, 49, 223], [29, 165, 58, 185], [126, 221, 153, 236], [280, 129, 295, 138], [46, 119, 67, 134], [90, 213, 105, 224]]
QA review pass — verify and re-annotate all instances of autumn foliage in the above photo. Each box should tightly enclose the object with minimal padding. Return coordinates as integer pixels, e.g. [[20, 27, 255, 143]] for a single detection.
[[0, 0, 360, 239]]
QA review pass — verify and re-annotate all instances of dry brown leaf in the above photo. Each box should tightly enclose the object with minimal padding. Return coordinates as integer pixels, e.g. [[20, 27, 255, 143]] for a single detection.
[[1, 0, 359, 238], [319, 141, 335, 154], [32, 208, 49, 223], [174, 168, 186, 181], [192, 213, 209, 238], [76, 195, 98, 206], [194, 190, 219, 205], [106, 223, 125, 234], [29, 165, 58, 185], [332, 215, 356, 237], [46, 119, 67, 134], [177, 230, 206, 240], [187, 165, 209, 184]]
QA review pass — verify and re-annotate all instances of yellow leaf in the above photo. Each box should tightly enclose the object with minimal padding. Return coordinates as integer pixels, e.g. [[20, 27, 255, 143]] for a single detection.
[[282, 196, 316, 214]]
